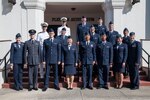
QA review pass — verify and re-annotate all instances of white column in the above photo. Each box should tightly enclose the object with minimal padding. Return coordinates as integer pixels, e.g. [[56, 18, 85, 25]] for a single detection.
[[102, 0, 113, 28], [112, 0, 125, 34], [23, 0, 46, 36]]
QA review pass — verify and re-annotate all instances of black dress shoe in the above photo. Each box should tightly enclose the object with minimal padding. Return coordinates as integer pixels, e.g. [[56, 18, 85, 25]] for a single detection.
[[42, 87, 47, 91], [19, 87, 23, 90], [33, 87, 38, 91], [104, 86, 109, 90], [28, 88, 32, 91], [15, 88, 20, 91], [131, 86, 139, 90], [97, 85, 103, 89], [67, 87, 70, 90], [81, 87, 86, 90], [69, 88, 73, 90], [88, 86, 93, 90], [54, 86, 60, 90]]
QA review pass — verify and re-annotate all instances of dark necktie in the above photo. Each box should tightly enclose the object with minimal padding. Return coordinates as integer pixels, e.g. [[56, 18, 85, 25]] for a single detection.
[[32, 40, 34, 44]]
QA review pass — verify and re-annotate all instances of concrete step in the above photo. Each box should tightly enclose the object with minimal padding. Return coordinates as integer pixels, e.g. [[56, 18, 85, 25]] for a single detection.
[[2, 79, 150, 89]]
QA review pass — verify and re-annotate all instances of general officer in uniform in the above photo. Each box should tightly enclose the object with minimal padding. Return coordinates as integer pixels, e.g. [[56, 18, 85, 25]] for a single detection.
[[57, 17, 71, 36], [36, 22, 49, 78], [79, 34, 96, 90], [95, 17, 107, 36], [10, 33, 24, 91], [96, 32, 113, 90], [127, 32, 142, 90], [61, 36, 78, 90], [24, 29, 41, 91], [107, 21, 119, 46], [113, 34, 128, 89], [77, 16, 91, 44], [42, 28, 61, 91]]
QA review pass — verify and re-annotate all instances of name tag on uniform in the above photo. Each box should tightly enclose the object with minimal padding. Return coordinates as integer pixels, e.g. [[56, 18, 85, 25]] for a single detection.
[[94, 37, 98, 39], [35, 43, 39, 46], [106, 46, 110, 48], [90, 44, 93, 47], [132, 45, 136, 47], [14, 44, 17, 47]]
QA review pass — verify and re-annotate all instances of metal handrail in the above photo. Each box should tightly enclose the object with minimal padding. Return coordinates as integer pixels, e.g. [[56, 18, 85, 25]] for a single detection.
[[0, 50, 10, 83], [142, 48, 150, 80], [0, 40, 12, 42], [142, 48, 150, 56]]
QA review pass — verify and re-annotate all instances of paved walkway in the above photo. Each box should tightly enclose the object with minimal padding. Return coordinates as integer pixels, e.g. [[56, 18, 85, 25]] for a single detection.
[[0, 87, 150, 100]]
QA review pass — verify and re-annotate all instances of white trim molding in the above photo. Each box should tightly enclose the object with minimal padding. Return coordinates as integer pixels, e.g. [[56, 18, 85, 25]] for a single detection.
[[23, 0, 46, 11]]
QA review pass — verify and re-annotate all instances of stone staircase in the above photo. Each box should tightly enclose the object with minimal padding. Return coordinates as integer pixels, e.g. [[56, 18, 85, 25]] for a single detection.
[[2, 66, 150, 89]]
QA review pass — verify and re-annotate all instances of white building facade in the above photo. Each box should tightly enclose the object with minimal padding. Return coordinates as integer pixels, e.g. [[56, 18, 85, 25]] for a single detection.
[[0, 0, 150, 88]]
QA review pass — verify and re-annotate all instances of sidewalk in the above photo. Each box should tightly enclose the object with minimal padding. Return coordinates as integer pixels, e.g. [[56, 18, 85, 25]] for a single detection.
[[0, 86, 150, 100]]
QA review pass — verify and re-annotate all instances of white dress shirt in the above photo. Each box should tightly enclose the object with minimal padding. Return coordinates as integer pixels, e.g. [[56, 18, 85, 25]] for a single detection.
[[36, 31, 49, 47], [57, 26, 71, 36]]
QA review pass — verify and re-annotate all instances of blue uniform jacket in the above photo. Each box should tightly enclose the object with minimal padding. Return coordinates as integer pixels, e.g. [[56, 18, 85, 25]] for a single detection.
[[77, 23, 91, 42], [43, 38, 61, 64], [61, 44, 78, 64], [96, 41, 113, 65], [107, 31, 119, 46], [95, 24, 107, 36], [127, 41, 142, 65], [113, 43, 128, 64], [24, 40, 41, 65], [79, 41, 96, 64], [10, 42, 24, 64]]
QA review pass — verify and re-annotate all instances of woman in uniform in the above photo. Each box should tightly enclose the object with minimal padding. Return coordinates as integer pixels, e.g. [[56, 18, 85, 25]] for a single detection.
[[61, 36, 78, 90], [113, 34, 128, 89]]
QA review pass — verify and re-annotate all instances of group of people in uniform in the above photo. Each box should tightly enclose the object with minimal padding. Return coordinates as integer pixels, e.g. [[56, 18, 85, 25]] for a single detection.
[[10, 16, 142, 91]]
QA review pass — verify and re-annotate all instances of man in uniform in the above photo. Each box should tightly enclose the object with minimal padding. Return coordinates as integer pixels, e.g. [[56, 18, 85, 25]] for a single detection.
[[57, 28, 68, 46], [24, 29, 41, 91], [90, 25, 100, 44], [96, 32, 113, 90], [10, 33, 24, 91], [107, 21, 119, 79], [122, 28, 130, 78], [127, 32, 142, 90], [107, 21, 119, 46], [56, 28, 68, 78], [36, 22, 49, 78], [57, 17, 71, 36], [42, 28, 61, 91], [77, 16, 91, 44], [96, 17, 107, 36], [89, 25, 100, 79], [79, 34, 96, 90], [123, 28, 130, 45]]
